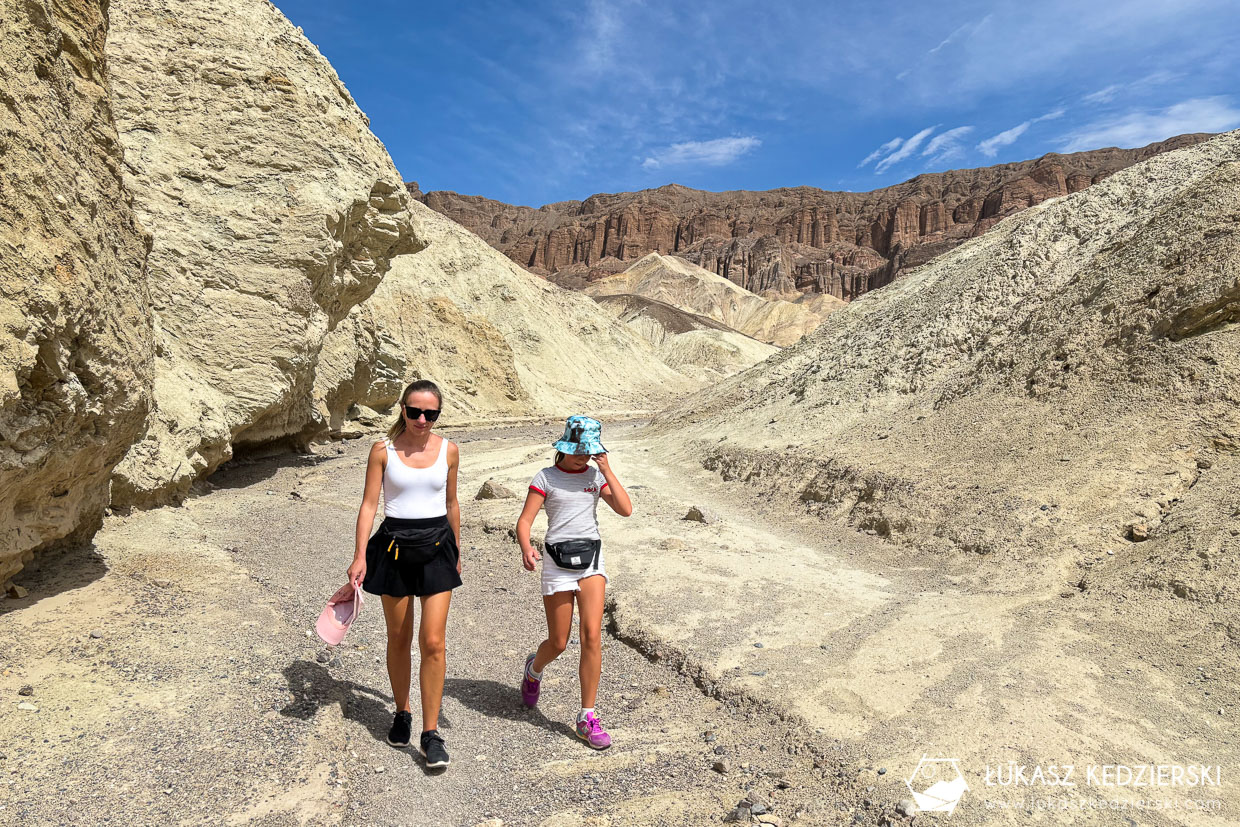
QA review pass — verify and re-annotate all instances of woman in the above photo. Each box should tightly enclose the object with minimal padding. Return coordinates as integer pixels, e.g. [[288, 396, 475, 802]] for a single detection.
[[348, 379, 460, 769], [515, 415, 633, 749]]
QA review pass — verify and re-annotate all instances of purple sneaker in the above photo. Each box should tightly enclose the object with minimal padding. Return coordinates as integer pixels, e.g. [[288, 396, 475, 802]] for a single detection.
[[521, 654, 541, 708], [576, 713, 612, 750]]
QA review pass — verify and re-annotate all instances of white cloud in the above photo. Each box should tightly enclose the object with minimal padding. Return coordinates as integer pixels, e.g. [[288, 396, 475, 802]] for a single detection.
[[1060, 96, 1240, 152], [977, 109, 1066, 157], [1083, 84, 1121, 104], [921, 125, 974, 160], [978, 122, 1031, 157], [1081, 70, 1181, 106], [928, 15, 992, 56], [859, 136, 904, 167], [874, 126, 937, 173], [641, 136, 761, 169]]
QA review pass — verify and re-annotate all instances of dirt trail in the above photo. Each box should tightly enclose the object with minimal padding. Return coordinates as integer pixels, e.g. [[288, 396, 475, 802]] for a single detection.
[[0, 422, 857, 827], [2, 420, 1236, 826]]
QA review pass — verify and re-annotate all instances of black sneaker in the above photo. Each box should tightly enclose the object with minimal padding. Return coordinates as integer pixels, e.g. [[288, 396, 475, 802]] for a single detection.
[[420, 729, 450, 768], [387, 711, 412, 748]]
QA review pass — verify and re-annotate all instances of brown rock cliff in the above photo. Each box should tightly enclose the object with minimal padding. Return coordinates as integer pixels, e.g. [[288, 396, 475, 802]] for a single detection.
[[415, 134, 1212, 299]]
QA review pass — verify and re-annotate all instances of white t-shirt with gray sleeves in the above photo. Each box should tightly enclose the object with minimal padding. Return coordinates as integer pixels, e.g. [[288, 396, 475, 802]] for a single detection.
[[529, 464, 609, 595]]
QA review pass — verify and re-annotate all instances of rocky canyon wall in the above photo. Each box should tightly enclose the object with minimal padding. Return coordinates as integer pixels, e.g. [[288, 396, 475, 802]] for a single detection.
[[0, 0, 154, 584], [104, 0, 425, 508], [414, 133, 1212, 299]]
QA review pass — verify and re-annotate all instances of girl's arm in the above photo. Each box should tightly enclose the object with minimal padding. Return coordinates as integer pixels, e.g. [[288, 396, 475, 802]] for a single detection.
[[595, 453, 633, 517], [348, 441, 386, 586], [516, 490, 545, 571], [446, 441, 462, 573]]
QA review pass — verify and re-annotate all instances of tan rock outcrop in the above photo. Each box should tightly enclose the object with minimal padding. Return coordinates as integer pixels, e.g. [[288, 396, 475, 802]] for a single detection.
[[104, 0, 425, 507], [343, 203, 696, 423], [654, 131, 1240, 589], [591, 293, 778, 381], [417, 134, 1212, 300], [0, 0, 153, 582], [585, 253, 840, 346]]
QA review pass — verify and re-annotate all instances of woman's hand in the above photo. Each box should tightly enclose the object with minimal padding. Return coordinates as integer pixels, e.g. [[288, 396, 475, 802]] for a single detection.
[[347, 557, 366, 588], [521, 544, 541, 572]]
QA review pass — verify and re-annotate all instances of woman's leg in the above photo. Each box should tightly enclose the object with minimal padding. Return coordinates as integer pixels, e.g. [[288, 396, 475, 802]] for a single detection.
[[574, 575, 607, 709], [417, 590, 452, 732], [381, 595, 416, 712], [532, 590, 576, 674]]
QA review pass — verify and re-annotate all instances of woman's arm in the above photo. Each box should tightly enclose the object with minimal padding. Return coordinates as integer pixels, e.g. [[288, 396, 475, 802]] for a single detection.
[[446, 441, 462, 573], [595, 453, 633, 517], [516, 490, 545, 571], [347, 441, 386, 586]]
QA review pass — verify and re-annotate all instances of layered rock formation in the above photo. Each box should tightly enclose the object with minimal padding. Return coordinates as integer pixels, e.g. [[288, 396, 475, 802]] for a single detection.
[[1, 0, 154, 583], [585, 253, 841, 346], [653, 131, 1240, 602], [416, 134, 1212, 299], [104, 0, 425, 507], [330, 202, 696, 425]]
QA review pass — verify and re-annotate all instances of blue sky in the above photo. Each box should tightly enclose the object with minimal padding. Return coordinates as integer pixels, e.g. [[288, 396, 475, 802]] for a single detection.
[[276, 0, 1240, 206]]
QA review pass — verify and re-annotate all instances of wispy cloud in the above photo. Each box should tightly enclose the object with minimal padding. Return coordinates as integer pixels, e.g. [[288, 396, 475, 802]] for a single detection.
[[921, 125, 974, 162], [977, 109, 1065, 157], [858, 136, 904, 167], [1081, 70, 1180, 106], [1083, 84, 1121, 104], [927, 14, 992, 56], [642, 136, 761, 169], [873, 126, 937, 173], [1060, 96, 1240, 152]]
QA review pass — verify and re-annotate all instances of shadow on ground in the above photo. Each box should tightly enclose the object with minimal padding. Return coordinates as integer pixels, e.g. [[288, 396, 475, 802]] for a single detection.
[[282, 661, 467, 741], [0, 542, 108, 613], [444, 677, 577, 740]]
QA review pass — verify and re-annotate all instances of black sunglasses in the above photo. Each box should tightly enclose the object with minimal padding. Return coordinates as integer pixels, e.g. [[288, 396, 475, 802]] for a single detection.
[[404, 405, 441, 422]]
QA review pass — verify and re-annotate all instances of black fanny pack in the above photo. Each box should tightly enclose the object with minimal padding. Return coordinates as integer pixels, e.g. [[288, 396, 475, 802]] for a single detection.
[[545, 538, 601, 571], [383, 520, 453, 565]]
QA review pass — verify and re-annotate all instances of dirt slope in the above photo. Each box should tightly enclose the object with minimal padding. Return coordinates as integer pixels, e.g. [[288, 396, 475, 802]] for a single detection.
[[585, 253, 839, 346], [653, 130, 1240, 608], [334, 203, 699, 424]]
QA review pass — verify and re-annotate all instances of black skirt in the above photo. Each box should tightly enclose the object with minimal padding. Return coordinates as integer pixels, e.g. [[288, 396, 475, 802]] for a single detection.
[[362, 515, 462, 598]]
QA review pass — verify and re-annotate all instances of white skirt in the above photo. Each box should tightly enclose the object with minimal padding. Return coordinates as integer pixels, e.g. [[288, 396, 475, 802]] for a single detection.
[[540, 549, 608, 596]]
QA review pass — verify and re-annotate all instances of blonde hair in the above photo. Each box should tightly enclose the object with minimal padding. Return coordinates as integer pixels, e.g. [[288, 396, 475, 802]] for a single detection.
[[387, 380, 443, 441]]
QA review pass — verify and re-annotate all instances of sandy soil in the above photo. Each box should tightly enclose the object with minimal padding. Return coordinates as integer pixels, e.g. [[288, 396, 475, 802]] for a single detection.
[[1, 420, 1235, 826]]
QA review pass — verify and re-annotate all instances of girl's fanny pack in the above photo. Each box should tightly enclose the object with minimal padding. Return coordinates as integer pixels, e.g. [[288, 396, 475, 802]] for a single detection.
[[545, 538, 601, 571]]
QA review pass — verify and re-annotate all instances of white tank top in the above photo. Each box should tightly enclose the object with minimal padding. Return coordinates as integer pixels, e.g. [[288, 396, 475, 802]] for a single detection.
[[382, 437, 449, 519]]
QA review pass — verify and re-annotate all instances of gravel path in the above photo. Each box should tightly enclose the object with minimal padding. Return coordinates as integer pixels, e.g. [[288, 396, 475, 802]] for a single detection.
[[0, 423, 869, 827]]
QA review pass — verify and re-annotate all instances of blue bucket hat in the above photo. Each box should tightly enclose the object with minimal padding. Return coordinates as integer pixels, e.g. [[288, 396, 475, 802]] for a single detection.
[[554, 415, 607, 455]]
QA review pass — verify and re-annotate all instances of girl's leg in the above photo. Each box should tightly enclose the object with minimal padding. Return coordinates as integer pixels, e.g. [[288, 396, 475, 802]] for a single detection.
[[532, 590, 576, 674], [417, 590, 453, 733], [574, 575, 607, 709], [380, 595, 416, 712]]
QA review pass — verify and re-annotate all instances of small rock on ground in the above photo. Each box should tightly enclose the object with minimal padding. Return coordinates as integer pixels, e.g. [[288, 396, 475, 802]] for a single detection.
[[683, 505, 718, 524], [475, 479, 516, 500]]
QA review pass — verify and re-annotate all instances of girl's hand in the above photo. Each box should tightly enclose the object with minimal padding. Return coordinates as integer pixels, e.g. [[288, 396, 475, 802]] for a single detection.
[[591, 452, 611, 474], [521, 545, 541, 572], [347, 557, 366, 588]]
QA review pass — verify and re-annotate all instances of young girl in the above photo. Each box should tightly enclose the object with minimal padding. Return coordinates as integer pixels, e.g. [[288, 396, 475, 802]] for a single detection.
[[347, 379, 461, 769], [516, 415, 633, 749]]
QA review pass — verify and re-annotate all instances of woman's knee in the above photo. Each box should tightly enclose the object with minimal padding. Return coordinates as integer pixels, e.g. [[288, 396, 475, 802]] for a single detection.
[[546, 633, 569, 656], [420, 634, 446, 660], [387, 627, 415, 649]]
